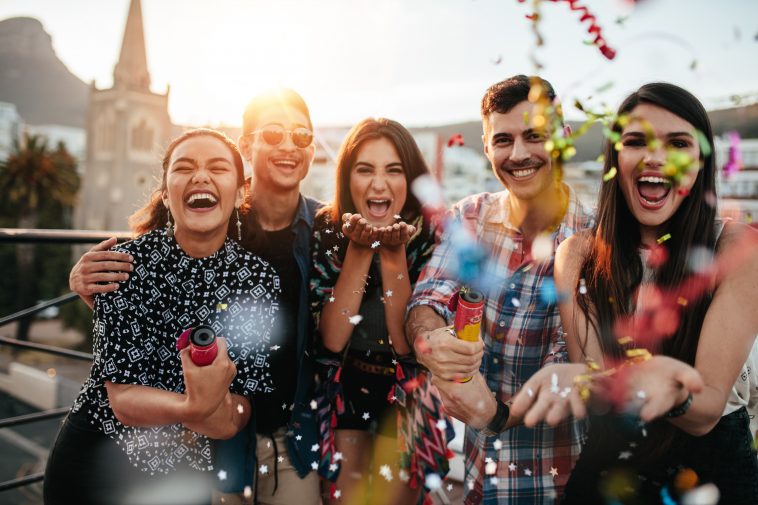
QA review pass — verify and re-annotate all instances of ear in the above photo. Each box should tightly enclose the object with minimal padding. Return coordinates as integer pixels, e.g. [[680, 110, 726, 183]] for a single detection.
[[161, 190, 169, 210], [482, 133, 489, 157], [238, 134, 253, 162], [234, 185, 245, 208]]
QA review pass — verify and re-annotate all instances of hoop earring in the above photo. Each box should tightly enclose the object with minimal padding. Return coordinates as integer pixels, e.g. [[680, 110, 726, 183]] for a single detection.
[[166, 208, 175, 238], [235, 208, 242, 241]]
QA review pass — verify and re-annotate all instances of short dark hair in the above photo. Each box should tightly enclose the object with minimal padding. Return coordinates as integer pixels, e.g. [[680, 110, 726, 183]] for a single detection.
[[480, 75, 557, 127], [242, 88, 312, 135]]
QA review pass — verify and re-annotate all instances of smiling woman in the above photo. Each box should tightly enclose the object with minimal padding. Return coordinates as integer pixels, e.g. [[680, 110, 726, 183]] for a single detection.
[[43, 129, 281, 505]]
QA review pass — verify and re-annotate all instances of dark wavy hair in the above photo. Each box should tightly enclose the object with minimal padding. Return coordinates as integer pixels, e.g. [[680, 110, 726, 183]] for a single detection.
[[128, 128, 246, 237], [320, 117, 430, 223]]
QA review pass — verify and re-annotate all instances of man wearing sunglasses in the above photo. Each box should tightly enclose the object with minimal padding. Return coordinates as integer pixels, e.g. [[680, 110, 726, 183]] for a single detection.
[[68, 88, 323, 505]]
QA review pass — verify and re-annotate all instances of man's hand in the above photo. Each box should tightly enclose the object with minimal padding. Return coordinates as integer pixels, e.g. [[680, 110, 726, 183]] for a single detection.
[[510, 363, 589, 427], [414, 325, 484, 381], [432, 372, 496, 430], [69, 237, 133, 309]]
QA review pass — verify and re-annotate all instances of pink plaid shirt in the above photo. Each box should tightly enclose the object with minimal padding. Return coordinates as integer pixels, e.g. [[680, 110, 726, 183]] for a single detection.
[[409, 187, 594, 504]]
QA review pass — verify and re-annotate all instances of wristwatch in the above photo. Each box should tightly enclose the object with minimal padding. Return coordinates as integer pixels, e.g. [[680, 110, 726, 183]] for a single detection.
[[481, 399, 510, 436]]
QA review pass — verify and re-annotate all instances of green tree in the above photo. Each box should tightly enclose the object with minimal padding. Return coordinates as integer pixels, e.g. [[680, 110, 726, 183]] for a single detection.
[[0, 134, 80, 341]]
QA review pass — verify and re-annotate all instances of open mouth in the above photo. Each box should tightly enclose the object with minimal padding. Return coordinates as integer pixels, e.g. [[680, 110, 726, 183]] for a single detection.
[[271, 158, 298, 170], [635, 175, 672, 209], [185, 192, 218, 210], [366, 199, 392, 218]]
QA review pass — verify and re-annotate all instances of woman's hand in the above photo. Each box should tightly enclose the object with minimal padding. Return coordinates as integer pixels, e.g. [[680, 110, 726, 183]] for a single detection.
[[375, 221, 416, 251], [181, 337, 237, 422], [510, 363, 589, 427], [624, 355, 704, 422], [342, 213, 381, 248]]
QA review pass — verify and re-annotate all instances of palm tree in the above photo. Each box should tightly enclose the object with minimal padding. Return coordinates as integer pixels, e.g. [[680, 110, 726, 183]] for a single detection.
[[0, 134, 79, 340]]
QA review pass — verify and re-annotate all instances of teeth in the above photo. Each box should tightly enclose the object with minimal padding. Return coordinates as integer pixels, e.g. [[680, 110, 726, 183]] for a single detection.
[[273, 159, 297, 167], [638, 176, 670, 185], [368, 199, 390, 204], [512, 168, 537, 178], [187, 193, 217, 203]]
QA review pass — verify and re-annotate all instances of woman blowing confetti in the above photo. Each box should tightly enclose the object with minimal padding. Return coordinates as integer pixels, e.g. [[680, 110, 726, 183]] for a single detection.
[[44, 129, 280, 505], [310, 118, 451, 504], [511, 83, 758, 504]]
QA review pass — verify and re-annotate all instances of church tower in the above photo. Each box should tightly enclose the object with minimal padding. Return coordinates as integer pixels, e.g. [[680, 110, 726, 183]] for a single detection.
[[76, 0, 171, 231]]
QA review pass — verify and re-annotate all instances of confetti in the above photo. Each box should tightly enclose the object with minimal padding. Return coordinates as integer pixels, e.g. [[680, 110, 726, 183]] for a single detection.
[[385, 289, 393, 297], [333, 489, 342, 499], [310, 400, 318, 410], [508, 462, 517, 472], [524, 468, 532, 476], [550, 467, 559, 478], [436, 419, 447, 430], [681, 483, 719, 505], [578, 278, 588, 294], [296, 435, 302, 441], [217, 470, 227, 481], [334, 452, 343, 461], [311, 461, 318, 470], [277, 456, 284, 463], [398, 469, 410, 482], [447, 483, 453, 492], [259, 464, 268, 475], [490, 477, 499, 486], [531, 232, 554, 262], [362, 412, 370, 420], [329, 463, 338, 472], [618, 451, 632, 460], [244, 486, 252, 499], [511, 298, 521, 307], [371, 241, 381, 249], [657, 233, 672, 244], [425, 473, 442, 490], [447, 133, 465, 147], [467, 479, 475, 490], [493, 439, 503, 450], [311, 444, 319, 452], [603, 166, 617, 181], [527, 388, 534, 398], [485, 460, 498, 475], [348, 315, 363, 325], [236, 403, 245, 414], [379, 464, 393, 481], [270, 345, 280, 351], [550, 372, 559, 393]]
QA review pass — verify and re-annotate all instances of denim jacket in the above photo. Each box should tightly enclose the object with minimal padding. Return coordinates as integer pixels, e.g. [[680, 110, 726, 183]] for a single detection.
[[215, 194, 323, 492]]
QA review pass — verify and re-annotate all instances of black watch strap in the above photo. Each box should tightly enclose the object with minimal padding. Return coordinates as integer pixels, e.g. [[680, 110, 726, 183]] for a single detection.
[[665, 392, 693, 418], [481, 399, 510, 436]]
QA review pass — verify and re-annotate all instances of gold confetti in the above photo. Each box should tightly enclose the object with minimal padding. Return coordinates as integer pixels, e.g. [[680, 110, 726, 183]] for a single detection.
[[603, 167, 617, 182], [657, 233, 672, 244]]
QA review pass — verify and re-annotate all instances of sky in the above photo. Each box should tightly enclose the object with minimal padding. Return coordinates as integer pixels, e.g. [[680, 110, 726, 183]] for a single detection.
[[0, 0, 756, 128]]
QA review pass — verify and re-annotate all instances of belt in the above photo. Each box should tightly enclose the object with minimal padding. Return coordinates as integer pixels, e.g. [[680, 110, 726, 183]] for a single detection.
[[346, 356, 396, 376]]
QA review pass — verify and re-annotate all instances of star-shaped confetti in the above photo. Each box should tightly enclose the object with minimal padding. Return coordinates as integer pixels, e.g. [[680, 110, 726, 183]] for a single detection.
[[244, 486, 252, 498], [508, 462, 517, 472], [447, 483, 453, 492], [493, 439, 503, 450], [397, 273, 404, 280], [237, 403, 245, 414], [379, 464, 393, 481], [550, 467, 559, 478], [329, 296, 335, 303], [371, 240, 380, 249], [271, 345, 280, 351], [311, 444, 319, 452], [296, 435, 302, 441], [524, 468, 532, 476], [277, 456, 284, 463], [362, 412, 370, 421], [310, 400, 318, 410], [485, 460, 497, 475], [333, 489, 342, 499], [330, 463, 338, 472], [425, 473, 442, 490], [436, 419, 447, 431], [385, 289, 393, 298], [259, 465, 269, 475], [349, 315, 363, 325], [217, 470, 228, 481], [311, 461, 318, 470], [619, 451, 632, 460], [490, 476, 499, 485], [334, 452, 343, 461]]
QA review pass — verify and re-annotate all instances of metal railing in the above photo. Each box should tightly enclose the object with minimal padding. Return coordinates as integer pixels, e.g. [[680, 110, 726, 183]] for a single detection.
[[0, 228, 129, 493]]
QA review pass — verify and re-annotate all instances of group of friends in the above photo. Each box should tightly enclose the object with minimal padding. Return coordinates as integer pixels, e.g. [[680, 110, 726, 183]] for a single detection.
[[41, 75, 758, 505]]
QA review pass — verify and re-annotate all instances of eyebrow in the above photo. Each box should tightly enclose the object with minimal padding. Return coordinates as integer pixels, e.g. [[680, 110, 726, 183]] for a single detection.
[[621, 131, 695, 139], [354, 161, 403, 168]]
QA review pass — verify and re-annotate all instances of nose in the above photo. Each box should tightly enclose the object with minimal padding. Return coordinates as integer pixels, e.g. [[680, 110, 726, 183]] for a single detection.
[[642, 142, 666, 169], [509, 137, 530, 163], [279, 132, 297, 152], [191, 166, 211, 184], [370, 174, 388, 192]]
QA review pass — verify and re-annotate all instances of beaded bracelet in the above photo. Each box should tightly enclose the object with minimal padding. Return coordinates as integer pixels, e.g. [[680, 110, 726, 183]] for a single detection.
[[665, 392, 694, 418]]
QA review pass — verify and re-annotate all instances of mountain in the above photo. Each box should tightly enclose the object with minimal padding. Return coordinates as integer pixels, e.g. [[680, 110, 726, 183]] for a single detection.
[[0, 17, 88, 128]]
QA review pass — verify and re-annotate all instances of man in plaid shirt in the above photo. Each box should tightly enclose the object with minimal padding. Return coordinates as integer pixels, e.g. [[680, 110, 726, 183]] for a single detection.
[[405, 75, 594, 504]]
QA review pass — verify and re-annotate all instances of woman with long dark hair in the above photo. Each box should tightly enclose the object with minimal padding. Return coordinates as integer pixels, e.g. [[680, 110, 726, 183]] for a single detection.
[[510, 83, 758, 504], [310, 118, 450, 504], [44, 129, 280, 505]]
